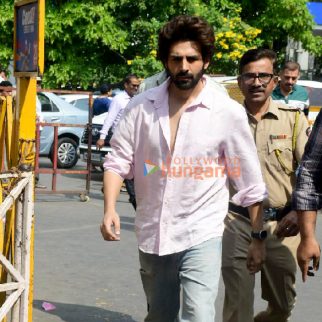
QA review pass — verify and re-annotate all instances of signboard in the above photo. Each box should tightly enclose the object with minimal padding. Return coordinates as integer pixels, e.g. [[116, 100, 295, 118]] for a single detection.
[[14, 0, 39, 76]]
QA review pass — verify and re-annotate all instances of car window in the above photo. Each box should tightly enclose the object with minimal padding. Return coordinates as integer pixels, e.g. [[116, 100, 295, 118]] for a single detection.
[[72, 98, 89, 111], [306, 87, 322, 106], [37, 93, 59, 112]]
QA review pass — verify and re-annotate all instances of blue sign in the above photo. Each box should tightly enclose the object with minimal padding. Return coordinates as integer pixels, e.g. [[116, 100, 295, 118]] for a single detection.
[[308, 2, 322, 25], [15, 1, 38, 74]]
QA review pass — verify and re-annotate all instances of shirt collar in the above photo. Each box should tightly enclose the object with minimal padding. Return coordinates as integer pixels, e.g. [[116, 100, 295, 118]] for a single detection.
[[265, 98, 280, 119], [275, 83, 298, 96], [245, 97, 280, 121], [123, 90, 131, 100]]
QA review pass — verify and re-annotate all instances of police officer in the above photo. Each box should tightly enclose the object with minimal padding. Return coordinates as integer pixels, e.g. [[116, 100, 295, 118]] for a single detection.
[[222, 49, 309, 322]]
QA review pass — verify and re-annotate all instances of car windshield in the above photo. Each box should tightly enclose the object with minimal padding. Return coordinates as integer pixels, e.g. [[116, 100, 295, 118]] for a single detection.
[[71, 98, 89, 111]]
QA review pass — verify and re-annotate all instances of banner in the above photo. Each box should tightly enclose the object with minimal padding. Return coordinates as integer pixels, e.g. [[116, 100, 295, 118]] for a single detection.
[[14, 0, 39, 76]]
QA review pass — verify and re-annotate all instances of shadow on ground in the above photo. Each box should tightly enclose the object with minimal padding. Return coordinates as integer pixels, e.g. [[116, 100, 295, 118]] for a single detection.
[[33, 299, 138, 322]]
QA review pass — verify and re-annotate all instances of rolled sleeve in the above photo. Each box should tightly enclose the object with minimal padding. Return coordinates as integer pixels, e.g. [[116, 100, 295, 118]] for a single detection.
[[103, 106, 135, 179], [232, 183, 267, 207], [225, 109, 267, 207]]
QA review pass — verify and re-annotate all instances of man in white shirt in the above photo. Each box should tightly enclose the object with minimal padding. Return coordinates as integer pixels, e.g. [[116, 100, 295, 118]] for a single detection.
[[97, 74, 140, 209], [96, 74, 140, 149], [100, 15, 267, 322]]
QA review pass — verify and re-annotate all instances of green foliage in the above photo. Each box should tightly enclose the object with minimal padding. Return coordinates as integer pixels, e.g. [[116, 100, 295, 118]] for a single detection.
[[211, 17, 263, 75], [234, 0, 322, 55], [0, 0, 321, 87], [0, 0, 14, 72]]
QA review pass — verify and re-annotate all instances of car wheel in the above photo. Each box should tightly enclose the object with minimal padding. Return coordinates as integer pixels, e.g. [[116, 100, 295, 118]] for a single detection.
[[51, 137, 79, 168]]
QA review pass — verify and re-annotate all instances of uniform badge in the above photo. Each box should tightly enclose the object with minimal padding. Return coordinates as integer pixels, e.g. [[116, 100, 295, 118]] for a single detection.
[[269, 134, 288, 140]]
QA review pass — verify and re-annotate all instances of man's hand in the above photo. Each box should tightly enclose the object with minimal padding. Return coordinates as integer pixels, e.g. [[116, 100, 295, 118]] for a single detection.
[[96, 138, 105, 150], [247, 239, 266, 274], [275, 210, 299, 238], [100, 210, 121, 241], [297, 237, 320, 282]]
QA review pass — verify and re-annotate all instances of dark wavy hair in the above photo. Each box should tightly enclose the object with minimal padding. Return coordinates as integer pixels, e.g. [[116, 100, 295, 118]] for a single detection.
[[239, 49, 277, 75], [158, 15, 215, 66]]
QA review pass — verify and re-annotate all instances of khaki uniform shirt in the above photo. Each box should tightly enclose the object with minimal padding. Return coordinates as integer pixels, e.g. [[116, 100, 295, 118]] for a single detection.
[[246, 98, 309, 208]]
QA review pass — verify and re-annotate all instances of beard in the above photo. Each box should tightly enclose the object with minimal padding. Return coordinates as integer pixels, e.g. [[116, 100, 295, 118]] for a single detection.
[[167, 68, 206, 90]]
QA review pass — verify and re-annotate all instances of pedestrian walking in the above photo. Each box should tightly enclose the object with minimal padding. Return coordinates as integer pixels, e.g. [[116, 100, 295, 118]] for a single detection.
[[272, 61, 309, 115], [222, 49, 309, 322], [92, 83, 112, 116], [100, 15, 266, 322], [97, 74, 140, 210]]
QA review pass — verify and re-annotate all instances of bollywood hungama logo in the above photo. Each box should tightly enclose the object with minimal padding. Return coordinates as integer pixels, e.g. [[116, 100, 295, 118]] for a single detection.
[[144, 156, 241, 179], [144, 160, 159, 176]]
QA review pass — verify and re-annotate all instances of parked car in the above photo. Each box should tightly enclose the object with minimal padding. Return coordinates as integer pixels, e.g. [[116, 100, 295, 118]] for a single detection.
[[296, 80, 322, 125], [60, 93, 97, 113], [78, 112, 112, 169], [37, 92, 89, 168]]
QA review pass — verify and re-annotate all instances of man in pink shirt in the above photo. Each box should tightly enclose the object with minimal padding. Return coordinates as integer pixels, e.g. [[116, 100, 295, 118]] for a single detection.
[[101, 15, 267, 322]]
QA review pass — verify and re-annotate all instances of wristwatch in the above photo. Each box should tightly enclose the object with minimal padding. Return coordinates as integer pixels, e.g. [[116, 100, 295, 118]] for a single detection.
[[251, 230, 267, 240]]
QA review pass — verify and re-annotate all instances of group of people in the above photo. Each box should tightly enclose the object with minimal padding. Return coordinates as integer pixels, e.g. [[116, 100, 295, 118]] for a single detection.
[[99, 15, 321, 322]]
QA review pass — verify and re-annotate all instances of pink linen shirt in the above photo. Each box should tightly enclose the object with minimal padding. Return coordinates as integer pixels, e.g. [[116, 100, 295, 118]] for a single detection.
[[104, 78, 266, 256]]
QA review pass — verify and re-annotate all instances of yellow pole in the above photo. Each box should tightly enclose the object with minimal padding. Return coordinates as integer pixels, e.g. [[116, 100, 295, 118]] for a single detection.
[[12, 1, 45, 321]]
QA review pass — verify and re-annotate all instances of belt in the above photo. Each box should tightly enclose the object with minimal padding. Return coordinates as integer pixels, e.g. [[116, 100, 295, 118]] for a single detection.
[[228, 202, 292, 221]]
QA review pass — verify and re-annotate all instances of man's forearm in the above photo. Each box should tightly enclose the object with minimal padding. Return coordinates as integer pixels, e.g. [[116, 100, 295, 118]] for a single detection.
[[103, 170, 124, 213], [247, 202, 264, 231], [297, 210, 317, 239]]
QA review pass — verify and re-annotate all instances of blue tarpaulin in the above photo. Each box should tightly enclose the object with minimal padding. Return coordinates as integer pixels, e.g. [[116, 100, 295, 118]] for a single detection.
[[308, 2, 322, 25]]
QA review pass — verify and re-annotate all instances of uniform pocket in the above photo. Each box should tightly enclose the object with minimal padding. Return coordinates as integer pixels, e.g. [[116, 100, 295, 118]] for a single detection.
[[267, 138, 294, 173]]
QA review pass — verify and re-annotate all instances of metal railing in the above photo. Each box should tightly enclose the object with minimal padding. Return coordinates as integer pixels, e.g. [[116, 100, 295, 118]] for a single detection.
[[0, 172, 33, 322], [35, 121, 92, 201]]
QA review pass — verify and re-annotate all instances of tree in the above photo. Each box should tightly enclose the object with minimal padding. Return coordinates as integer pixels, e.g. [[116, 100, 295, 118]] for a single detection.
[[0, 0, 14, 70], [234, 0, 322, 54], [0, 0, 321, 88], [109, 0, 265, 78]]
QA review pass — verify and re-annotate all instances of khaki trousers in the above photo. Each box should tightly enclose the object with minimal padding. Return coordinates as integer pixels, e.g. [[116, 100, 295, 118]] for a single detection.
[[222, 212, 300, 322]]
